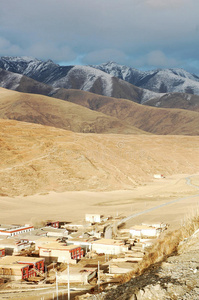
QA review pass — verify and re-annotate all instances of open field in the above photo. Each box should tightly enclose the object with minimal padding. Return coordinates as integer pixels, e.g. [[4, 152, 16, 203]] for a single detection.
[[0, 173, 198, 231]]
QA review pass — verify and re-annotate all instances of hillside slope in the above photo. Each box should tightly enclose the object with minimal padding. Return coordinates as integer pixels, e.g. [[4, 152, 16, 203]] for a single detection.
[[1, 119, 199, 196], [53, 89, 199, 136], [144, 92, 199, 112], [0, 88, 144, 134]]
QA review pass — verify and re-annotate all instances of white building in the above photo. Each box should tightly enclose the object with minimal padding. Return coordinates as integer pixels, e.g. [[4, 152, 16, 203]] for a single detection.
[[40, 227, 68, 238], [154, 174, 165, 179], [91, 239, 128, 255], [35, 237, 83, 264], [0, 238, 31, 255], [0, 224, 34, 237], [130, 225, 161, 238], [85, 214, 102, 223]]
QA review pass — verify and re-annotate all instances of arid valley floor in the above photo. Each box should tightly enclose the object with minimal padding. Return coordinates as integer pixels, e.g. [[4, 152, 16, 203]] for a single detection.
[[1, 173, 199, 231]]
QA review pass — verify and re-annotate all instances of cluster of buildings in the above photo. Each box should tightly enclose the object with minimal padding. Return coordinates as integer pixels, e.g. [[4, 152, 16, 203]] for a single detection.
[[0, 215, 168, 286]]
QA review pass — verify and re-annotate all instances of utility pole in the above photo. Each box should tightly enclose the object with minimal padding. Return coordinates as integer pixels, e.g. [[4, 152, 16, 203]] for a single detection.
[[98, 261, 100, 292], [56, 271, 58, 300], [68, 263, 70, 300]]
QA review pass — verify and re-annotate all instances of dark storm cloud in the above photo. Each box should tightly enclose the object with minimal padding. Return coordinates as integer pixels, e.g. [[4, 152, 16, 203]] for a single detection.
[[0, 0, 199, 72]]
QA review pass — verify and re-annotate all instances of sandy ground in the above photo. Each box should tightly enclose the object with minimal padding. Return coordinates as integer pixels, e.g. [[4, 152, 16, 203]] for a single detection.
[[0, 173, 198, 231]]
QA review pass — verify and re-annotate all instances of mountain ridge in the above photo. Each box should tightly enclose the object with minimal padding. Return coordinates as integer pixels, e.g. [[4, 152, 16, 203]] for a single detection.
[[92, 61, 199, 95], [1, 57, 199, 112]]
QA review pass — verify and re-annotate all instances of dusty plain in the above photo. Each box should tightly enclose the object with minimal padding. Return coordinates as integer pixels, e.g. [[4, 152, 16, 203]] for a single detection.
[[0, 117, 199, 230], [1, 156, 199, 230]]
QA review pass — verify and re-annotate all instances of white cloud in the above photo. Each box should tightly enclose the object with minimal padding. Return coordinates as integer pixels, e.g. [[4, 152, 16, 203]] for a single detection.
[[0, 37, 22, 56], [134, 50, 180, 69], [28, 44, 77, 62], [147, 50, 178, 67], [82, 49, 127, 65]]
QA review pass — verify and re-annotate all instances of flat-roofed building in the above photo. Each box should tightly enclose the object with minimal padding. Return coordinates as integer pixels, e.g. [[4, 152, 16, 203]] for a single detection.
[[0, 256, 44, 280], [0, 238, 31, 255], [38, 242, 83, 264], [40, 227, 68, 238], [91, 239, 128, 255], [0, 224, 34, 237], [85, 214, 102, 223], [129, 225, 161, 238], [67, 237, 94, 252], [46, 221, 59, 228]]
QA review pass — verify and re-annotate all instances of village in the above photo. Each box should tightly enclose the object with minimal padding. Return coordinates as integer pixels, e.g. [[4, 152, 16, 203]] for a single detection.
[[0, 213, 168, 299]]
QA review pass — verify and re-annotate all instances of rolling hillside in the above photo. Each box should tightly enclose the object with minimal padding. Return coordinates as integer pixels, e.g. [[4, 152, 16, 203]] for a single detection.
[[1, 119, 199, 197], [0, 88, 144, 134], [52, 89, 199, 136], [144, 92, 199, 112]]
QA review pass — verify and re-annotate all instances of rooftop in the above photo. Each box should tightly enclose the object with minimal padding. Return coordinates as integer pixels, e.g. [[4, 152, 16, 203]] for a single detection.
[[92, 239, 125, 246], [0, 238, 21, 246], [41, 227, 68, 233], [39, 242, 81, 251], [0, 224, 34, 233], [0, 255, 44, 265]]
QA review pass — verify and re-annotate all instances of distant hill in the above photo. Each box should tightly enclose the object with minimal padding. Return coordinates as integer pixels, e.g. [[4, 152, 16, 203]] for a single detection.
[[52, 89, 199, 136], [0, 87, 144, 134], [1, 84, 199, 135], [92, 61, 199, 95], [1, 118, 199, 196], [144, 92, 199, 112]]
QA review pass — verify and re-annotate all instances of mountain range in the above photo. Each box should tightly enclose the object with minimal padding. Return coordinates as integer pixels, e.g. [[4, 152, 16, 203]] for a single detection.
[[1, 56, 199, 111], [92, 61, 199, 95]]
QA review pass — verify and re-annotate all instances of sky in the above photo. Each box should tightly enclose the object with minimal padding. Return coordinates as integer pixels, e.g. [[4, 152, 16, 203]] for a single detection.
[[0, 0, 199, 74]]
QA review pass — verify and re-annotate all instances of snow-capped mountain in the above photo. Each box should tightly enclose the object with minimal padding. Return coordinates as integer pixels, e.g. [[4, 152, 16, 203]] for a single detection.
[[91, 61, 144, 85], [0, 56, 73, 84], [51, 65, 114, 97], [0, 68, 23, 90], [0, 56, 161, 102], [1, 56, 199, 110], [92, 62, 199, 95]]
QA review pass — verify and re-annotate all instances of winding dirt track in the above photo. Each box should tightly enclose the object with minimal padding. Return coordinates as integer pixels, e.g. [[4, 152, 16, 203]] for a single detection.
[[119, 175, 199, 225]]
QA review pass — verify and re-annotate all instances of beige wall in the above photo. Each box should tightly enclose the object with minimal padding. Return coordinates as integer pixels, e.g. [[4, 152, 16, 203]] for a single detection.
[[39, 248, 76, 264]]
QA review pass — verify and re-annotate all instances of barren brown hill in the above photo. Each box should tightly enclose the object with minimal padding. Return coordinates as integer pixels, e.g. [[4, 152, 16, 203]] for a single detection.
[[1, 119, 199, 197], [52, 88, 199, 135], [0, 87, 144, 134], [145, 92, 199, 112]]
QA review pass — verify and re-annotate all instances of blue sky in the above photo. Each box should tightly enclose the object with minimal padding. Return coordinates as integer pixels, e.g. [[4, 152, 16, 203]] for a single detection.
[[1, 0, 199, 74]]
